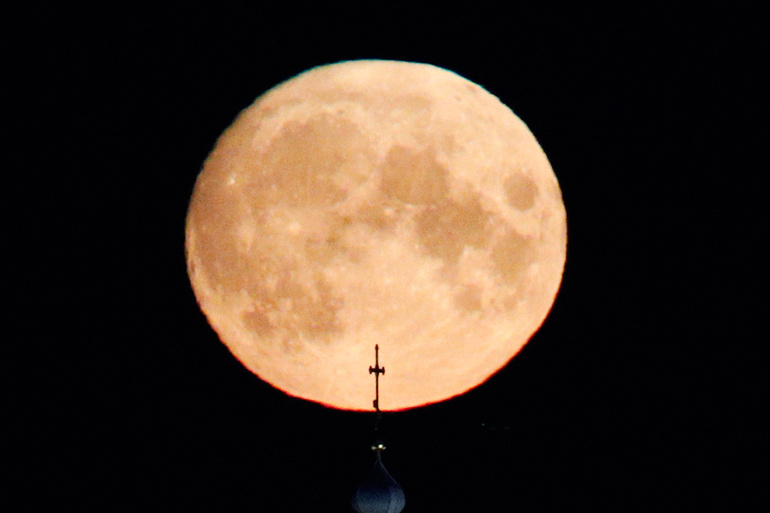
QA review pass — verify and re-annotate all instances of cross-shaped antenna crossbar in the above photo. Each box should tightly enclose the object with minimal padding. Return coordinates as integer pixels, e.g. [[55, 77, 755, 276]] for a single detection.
[[369, 344, 385, 412]]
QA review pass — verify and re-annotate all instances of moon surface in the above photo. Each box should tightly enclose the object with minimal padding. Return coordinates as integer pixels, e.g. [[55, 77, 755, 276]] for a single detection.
[[185, 60, 566, 411]]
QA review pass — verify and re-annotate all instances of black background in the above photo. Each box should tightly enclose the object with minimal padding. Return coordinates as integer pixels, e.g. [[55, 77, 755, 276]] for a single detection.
[[8, 5, 763, 511]]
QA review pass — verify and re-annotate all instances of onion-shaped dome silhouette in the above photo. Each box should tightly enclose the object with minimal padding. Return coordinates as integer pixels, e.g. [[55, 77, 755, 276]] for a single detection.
[[351, 453, 405, 513]]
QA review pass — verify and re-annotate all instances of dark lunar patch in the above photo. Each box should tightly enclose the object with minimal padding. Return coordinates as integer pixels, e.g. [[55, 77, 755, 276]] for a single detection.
[[504, 174, 538, 211], [415, 195, 492, 265], [197, 227, 254, 298], [303, 215, 349, 265], [304, 229, 342, 265], [379, 146, 449, 205], [241, 307, 275, 339], [304, 211, 391, 267], [248, 114, 363, 209], [352, 198, 400, 233], [490, 228, 537, 288], [454, 284, 483, 312], [240, 265, 344, 345], [190, 180, 252, 296]]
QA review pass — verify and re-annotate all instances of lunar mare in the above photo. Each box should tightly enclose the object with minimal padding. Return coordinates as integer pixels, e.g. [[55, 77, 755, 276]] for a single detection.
[[186, 60, 566, 410]]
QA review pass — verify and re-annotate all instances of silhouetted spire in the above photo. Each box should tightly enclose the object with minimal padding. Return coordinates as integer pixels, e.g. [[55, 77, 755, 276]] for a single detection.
[[351, 345, 405, 513]]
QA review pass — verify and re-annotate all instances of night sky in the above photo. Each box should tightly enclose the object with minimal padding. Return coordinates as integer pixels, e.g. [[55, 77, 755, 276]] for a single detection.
[[10, 5, 762, 511]]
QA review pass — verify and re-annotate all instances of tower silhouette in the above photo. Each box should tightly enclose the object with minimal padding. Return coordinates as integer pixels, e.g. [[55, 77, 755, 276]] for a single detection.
[[351, 345, 405, 513]]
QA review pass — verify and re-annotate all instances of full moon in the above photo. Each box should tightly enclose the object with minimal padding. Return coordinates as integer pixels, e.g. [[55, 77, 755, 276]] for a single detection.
[[186, 60, 566, 411]]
